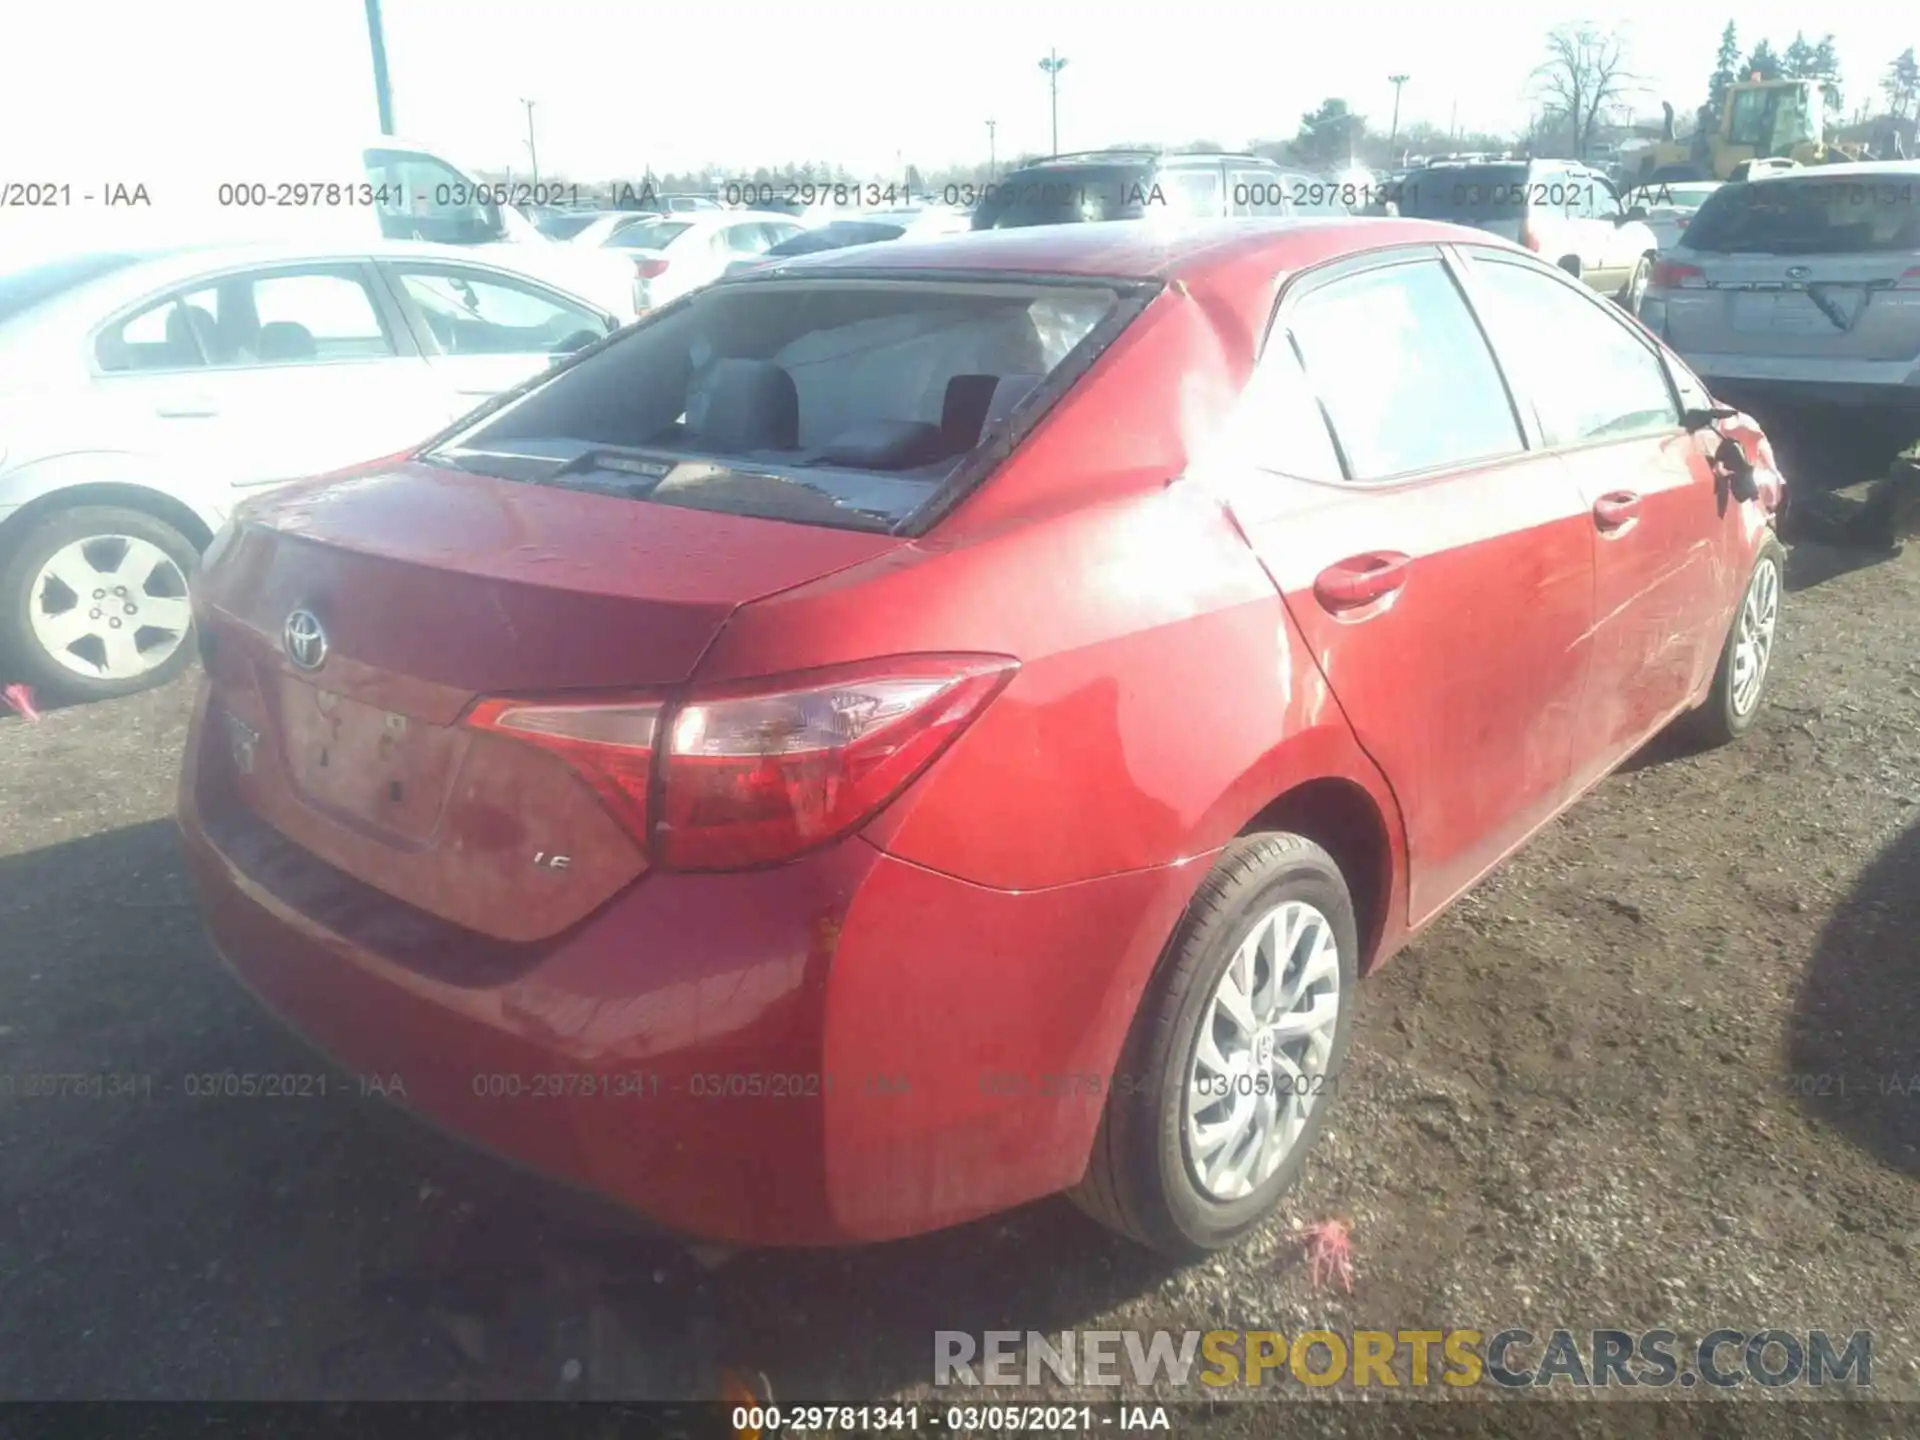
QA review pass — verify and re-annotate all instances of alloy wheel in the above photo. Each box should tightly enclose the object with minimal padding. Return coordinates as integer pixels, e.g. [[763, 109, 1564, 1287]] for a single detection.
[[1184, 899, 1343, 1201], [1730, 553, 1781, 717], [27, 535, 192, 681]]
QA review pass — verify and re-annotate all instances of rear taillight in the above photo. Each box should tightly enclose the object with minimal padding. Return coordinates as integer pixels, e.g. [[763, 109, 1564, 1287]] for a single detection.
[[463, 654, 1017, 871], [1520, 225, 1541, 253], [633, 257, 670, 279], [464, 698, 662, 838], [1651, 260, 1705, 289], [1894, 267, 1920, 291]]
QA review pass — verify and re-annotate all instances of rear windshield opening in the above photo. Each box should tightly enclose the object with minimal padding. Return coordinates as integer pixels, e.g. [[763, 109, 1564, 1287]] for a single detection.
[[1683, 176, 1920, 254], [972, 166, 1157, 228], [431, 278, 1128, 530], [1396, 165, 1530, 220]]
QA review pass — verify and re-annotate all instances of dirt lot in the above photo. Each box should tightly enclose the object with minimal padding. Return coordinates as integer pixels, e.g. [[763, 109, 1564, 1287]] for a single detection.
[[1, 525, 1917, 1434]]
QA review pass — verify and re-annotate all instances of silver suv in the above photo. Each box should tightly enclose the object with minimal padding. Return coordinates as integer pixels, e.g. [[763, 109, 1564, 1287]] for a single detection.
[[1642, 160, 1920, 413], [969, 150, 1351, 228]]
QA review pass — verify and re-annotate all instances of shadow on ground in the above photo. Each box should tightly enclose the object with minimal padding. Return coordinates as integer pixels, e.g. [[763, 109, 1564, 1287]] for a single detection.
[[1786, 815, 1920, 1177], [0, 818, 1178, 1400], [1784, 538, 1906, 595]]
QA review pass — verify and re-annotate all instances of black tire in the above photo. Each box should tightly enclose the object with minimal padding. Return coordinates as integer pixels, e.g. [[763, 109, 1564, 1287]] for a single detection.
[[1070, 833, 1359, 1259], [1618, 255, 1653, 317], [0, 505, 199, 704], [1689, 535, 1787, 747]]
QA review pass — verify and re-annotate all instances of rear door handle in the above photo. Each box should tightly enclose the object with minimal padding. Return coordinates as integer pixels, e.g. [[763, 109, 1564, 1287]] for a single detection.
[[156, 401, 220, 418], [1313, 551, 1412, 612], [1593, 491, 1642, 531]]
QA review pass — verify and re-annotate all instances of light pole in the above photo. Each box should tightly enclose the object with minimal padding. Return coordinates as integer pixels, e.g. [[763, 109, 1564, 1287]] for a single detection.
[[521, 99, 539, 188], [986, 118, 997, 180], [1387, 74, 1409, 154], [365, 0, 395, 135], [1039, 50, 1068, 155]]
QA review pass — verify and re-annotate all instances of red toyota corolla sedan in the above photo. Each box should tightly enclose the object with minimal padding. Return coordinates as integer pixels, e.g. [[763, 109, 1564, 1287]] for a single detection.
[[176, 218, 1787, 1258]]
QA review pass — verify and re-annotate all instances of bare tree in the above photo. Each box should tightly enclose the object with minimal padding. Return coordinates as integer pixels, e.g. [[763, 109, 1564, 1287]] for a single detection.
[[1532, 24, 1637, 159]]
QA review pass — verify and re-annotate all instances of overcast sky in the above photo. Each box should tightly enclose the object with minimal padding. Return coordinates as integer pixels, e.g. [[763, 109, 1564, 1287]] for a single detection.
[[6, 0, 1915, 183]]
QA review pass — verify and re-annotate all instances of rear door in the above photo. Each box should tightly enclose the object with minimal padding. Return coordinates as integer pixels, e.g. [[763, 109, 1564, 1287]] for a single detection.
[[1655, 174, 1920, 375], [379, 260, 614, 416], [91, 260, 444, 491], [1212, 248, 1596, 924], [1456, 247, 1728, 782]]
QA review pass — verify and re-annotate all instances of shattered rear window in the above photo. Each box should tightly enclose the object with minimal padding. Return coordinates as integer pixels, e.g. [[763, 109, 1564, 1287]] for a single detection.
[[429, 278, 1133, 530]]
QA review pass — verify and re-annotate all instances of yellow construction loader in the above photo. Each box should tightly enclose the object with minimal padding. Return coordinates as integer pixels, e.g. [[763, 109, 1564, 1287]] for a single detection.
[[1626, 76, 1867, 185]]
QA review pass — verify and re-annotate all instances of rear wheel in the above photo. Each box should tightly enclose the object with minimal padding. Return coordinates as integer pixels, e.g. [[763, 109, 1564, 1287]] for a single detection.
[[1690, 536, 1786, 747], [0, 505, 199, 703], [1070, 834, 1357, 1259]]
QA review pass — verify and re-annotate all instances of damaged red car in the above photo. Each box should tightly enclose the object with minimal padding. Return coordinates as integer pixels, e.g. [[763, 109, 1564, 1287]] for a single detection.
[[177, 219, 1787, 1257]]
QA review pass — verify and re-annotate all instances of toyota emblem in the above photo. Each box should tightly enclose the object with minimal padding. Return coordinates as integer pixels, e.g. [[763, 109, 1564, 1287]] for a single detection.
[[1786, 265, 1812, 281], [283, 608, 328, 671]]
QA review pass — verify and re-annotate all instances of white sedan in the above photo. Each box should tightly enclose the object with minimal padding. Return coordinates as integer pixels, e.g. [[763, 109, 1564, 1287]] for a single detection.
[[587, 211, 810, 311], [0, 239, 621, 701]]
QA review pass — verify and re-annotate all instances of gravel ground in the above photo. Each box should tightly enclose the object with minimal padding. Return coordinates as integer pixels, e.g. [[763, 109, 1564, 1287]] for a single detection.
[[1, 524, 1916, 1436]]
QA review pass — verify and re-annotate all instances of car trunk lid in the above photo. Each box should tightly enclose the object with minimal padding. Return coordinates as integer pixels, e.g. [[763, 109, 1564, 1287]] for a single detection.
[[192, 458, 904, 941]]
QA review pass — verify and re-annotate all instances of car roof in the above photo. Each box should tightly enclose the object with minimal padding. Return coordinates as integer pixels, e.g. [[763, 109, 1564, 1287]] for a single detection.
[[743, 216, 1505, 284], [1748, 159, 1920, 183], [1007, 149, 1275, 169], [0, 237, 603, 334]]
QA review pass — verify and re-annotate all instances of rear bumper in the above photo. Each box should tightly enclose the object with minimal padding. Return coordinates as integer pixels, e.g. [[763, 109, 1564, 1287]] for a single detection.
[[176, 680, 1200, 1246]]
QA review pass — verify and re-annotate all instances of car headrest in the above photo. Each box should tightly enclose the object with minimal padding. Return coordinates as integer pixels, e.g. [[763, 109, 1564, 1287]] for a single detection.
[[165, 304, 220, 363], [819, 419, 946, 470], [256, 321, 318, 363], [983, 372, 1045, 432], [698, 358, 800, 452], [941, 373, 1000, 450]]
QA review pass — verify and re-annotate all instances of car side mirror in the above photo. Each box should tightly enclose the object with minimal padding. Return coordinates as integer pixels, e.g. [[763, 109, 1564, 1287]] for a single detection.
[[1625, 206, 1648, 222], [1713, 434, 1760, 502]]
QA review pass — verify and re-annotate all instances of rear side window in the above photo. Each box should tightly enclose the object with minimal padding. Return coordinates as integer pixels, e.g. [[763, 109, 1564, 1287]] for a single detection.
[[363, 148, 500, 245], [435, 279, 1129, 528], [536, 212, 604, 241], [1465, 256, 1679, 446], [1683, 175, 1920, 254], [972, 166, 1155, 228], [1286, 259, 1523, 480]]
